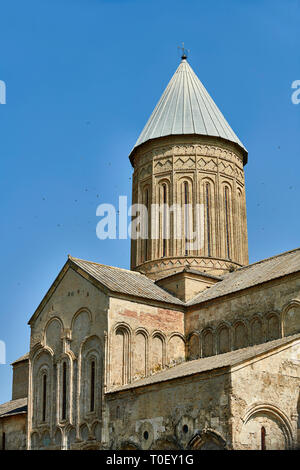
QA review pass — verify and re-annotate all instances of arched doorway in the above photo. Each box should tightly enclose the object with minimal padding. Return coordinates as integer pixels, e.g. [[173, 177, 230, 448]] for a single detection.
[[240, 404, 293, 450], [189, 430, 227, 450]]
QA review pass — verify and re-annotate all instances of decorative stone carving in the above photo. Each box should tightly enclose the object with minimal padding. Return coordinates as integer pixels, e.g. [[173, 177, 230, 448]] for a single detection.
[[197, 157, 217, 171], [154, 158, 172, 173], [174, 156, 196, 169]]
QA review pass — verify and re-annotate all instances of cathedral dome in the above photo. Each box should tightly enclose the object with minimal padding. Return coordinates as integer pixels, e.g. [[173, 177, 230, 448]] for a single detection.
[[130, 58, 247, 164]]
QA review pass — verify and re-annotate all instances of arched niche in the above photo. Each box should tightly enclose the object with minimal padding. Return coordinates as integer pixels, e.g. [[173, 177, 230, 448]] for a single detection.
[[218, 325, 230, 354], [45, 318, 63, 354], [202, 329, 214, 358], [31, 432, 40, 450], [150, 333, 164, 373], [251, 317, 263, 345], [92, 422, 102, 442], [283, 304, 300, 337], [41, 431, 51, 449], [54, 428, 62, 449], [80, 424, 89, 442], [111, 325, 131, 386], [188, 333, 199, 360], [133, 330, 147, 381], [234, 321, 248, 350], [67, 427, 76, 450], [72, 310, 91, 353], [168, 334, 185, 366], [267, 313, 280, 341]]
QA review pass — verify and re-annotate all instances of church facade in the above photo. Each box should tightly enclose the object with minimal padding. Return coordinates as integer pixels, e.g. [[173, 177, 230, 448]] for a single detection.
[[1, 56, 300, 451]]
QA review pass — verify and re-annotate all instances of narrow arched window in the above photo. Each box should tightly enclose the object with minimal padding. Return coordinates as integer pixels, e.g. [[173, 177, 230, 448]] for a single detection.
[[62, 362, 67, 420], [184, 182, 189, 256], [143, 188, 149, 261], [261, 426, 266, 450], [162, 184, 167, 257], [90, 360, 95, 412], [237, 189, 243, 263], [206, 183, 211, 257], [1, 432, 5, 450], [224, 187, 231, 259], [42, 374, 47, 422], [115, 327, 130, 385]]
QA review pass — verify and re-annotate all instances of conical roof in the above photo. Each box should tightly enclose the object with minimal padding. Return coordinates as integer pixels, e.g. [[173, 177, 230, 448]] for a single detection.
[[130, 58, 247, 160]]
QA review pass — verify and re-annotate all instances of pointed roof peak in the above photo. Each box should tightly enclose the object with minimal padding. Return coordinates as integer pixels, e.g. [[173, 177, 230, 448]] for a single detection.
[[130, 59, 247, 161]]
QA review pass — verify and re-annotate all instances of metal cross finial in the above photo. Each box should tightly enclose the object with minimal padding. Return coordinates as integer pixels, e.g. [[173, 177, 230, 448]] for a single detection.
[[178, 42, 189, 60]]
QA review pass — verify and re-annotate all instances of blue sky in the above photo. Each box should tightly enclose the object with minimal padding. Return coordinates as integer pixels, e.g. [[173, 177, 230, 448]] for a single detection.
[[0, 0, 299, 403]]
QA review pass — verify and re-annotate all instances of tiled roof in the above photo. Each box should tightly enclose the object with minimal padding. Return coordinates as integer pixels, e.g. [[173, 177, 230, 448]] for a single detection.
[[69, 256, 184, 306], [107, 334, 300, 393], [70, 249, 300, 308], [29, 247, 300, 324], [0, 398, 27, 418], [188, 248, 300, 306], [131, 58, 247, 159], [11, 353, 29, 365]]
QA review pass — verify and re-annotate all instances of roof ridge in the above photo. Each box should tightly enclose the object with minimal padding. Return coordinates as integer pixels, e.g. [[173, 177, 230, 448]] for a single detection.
[[187, 247, 300, 306], [11, 352, 29, 365], [235, 247, 300, 273], [69, 255, 145, 277], [0, 397, 27, 406]]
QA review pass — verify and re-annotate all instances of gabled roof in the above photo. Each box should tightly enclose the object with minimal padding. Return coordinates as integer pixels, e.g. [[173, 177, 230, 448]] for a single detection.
[[188, 247, 300, 306], [29, 247, 300, 324], [130, 58, 247, 161], [69, 256, 184, 306], [0, 398, 27, 418], [11, 353, 29, 365], [106, 333, 300, 393], [28, 256, 184, 323]]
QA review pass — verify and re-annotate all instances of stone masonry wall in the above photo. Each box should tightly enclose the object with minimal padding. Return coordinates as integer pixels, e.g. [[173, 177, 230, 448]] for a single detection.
[[185, 274, 300, 359], [107, 297, 185, 387], [29, 267, 109, 450], [230, 340, 300, 450], [105, 369, 231, 450]]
